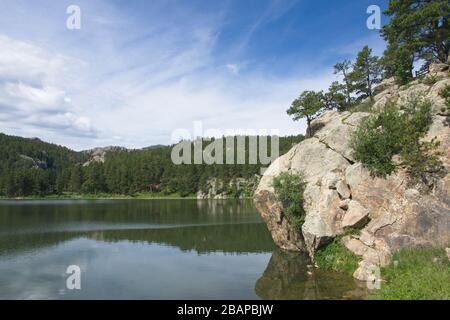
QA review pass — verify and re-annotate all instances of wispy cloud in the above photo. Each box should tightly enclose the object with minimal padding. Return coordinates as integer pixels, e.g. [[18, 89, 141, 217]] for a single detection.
[[0, 35, 97, 142], [0, 0, 381, 150], [230, 0, 300, 57], [333, 33, 387, 58]]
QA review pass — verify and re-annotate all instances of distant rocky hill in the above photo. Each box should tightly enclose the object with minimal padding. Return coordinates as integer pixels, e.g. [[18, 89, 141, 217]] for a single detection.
[[142, 144, 167, 150], [254, 62, 450, 280], [82, 146, 128, 166], [81, 145, 167, 167]]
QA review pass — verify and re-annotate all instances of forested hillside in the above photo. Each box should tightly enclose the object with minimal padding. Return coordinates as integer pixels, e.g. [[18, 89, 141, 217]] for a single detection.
[[0, 134, 87, 196], [0, 133, 304, 197]]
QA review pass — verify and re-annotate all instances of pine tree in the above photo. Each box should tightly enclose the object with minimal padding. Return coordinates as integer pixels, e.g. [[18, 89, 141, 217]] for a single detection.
[[350, 46, 382, 100], [333, 60, 354, 106], [382, 0, 450, 64], [69, 165, 83, 193], [324, 81, 348, 111], [287, 91, 326, 137]]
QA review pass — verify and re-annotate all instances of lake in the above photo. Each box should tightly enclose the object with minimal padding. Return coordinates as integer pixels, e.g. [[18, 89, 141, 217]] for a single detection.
[[0, 199, 366, 299]]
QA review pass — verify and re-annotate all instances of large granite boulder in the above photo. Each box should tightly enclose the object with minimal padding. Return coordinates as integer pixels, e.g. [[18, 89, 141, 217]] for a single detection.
[[253, 63, 450, 280], [254, 111, 371, 257]]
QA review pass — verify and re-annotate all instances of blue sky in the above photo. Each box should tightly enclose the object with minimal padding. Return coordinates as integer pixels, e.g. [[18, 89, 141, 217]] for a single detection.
[[0, 0, 388, 150]]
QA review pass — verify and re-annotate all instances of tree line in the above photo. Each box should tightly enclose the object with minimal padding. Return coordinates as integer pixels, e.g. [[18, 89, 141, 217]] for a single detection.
[[288, 0, 449, 136], [0, 133, 304, 197]]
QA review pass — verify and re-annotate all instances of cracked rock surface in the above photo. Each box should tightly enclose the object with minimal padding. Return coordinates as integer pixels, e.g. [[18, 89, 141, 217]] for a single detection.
[[253, 65, 450, 280]]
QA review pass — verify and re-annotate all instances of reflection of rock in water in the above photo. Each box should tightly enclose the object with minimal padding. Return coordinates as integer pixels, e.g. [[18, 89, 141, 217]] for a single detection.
[[195, 199, 254, 216], [255, 249, 368, 300]]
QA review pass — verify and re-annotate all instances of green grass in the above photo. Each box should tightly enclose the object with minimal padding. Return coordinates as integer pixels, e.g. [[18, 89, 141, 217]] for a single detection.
[[343, 227, 362, 237], [315, 237, 360, 275], [133, 192, 197, 199], [372, 247, 450, 300]]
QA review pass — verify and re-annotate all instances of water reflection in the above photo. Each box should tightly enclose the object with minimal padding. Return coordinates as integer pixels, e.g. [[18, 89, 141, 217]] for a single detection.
[[255, 249, 368, 300], [0, 199, 275, 256], [0, 199, 366, 299], [0, 199, 276, 299]]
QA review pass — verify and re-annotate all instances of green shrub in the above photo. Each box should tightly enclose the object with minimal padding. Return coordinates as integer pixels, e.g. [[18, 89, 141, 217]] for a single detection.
[[315, 237, 360, 275], [421, 74, 442, 85], [272, 172, 306, 231], [348, 99, 375, 113], [401, 137, 443, 185], [343, 227, 362, 237], [372, 247, 450, 300], [440, 84, 450, 100], [440, 84, 450, 111], [351, 95, 441, 183], [350, 103, 401, 176]]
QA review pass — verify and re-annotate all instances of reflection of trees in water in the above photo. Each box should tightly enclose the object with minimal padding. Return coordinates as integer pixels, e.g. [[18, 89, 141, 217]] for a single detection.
[[0, 199, 260, 228], [0, 232, 83, 256], [97, 222, 276, 254], [0, 222, 276, 256], [255, 249, 367, 300], [0, 199, 275, 255]]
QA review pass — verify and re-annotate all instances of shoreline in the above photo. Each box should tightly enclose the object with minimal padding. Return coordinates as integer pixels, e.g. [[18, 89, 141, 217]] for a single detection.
[[0, 193, 195, 201], [0, 193, 253, 201]]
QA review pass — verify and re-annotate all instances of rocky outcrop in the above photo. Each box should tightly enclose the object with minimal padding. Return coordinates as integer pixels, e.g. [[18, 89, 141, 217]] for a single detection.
[[254, 111, 372, 255], [253, 63, 450, 280], [341, 200, 369, 229], [19, 154, 49, 169], [197, 178, 228, 199], [429, 63, 450, 74], [83, 146, 127, 166], [197, 176, 260, 199]]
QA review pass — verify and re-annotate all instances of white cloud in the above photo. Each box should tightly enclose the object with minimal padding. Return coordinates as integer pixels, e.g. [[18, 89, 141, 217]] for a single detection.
[[4, 82, 65, 107], [0, 28, 337, 150], [0, 0, 344, 150], [0, 35, 96, 141]]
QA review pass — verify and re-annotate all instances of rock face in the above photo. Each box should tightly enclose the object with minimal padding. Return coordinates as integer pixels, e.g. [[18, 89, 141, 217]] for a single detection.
[[341, 200, 369, 229], [19, 154, 49, 169], [197, 176, 260, 199], [83, 146, 127, 166], [253, 63, 450, 280]]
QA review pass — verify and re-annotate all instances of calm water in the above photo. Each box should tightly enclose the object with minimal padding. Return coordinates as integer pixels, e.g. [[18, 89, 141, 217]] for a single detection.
[[0, 199, 366, 299]]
